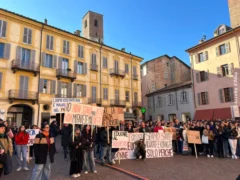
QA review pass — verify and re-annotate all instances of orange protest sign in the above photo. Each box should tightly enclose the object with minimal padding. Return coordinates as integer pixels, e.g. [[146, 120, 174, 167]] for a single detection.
[[187, 130, 201, 144]]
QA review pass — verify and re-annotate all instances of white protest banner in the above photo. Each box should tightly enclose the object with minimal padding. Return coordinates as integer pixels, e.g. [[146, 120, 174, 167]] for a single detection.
[[52, 98, 81, 114], [112, 131, 128, 148], [64, 103, 104, 126], [26, 129, 40, 146], [0, 109, 5, 120]]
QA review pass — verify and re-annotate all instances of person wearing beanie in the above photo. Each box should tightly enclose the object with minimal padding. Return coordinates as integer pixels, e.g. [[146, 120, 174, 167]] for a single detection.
[[15, 125, 29, 171], [30, 123, 56, 180]]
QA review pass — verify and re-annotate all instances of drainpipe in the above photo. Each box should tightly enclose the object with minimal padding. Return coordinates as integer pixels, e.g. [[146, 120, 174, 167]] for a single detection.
[[235, 35, 240, 109], [37, 23, 44, 127], [99, 43, 103, 106], [130, 53, 133, 112], [190, 55, 196, 109]]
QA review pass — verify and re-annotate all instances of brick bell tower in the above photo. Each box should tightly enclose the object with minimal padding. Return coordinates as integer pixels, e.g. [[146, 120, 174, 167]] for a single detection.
[[228, 0, 240, 28]]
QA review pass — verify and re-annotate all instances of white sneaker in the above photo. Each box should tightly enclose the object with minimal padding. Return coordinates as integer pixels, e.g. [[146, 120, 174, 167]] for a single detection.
[[77, 174, 81, 177], [211, 155, 214, 158], [84, 171, 88, 174], [235, 156, 238, 160], [16, 167, 22, 171], [112, 160, 116, 164], [93, 170, 97, 173], [207, 155, 210, 158], [23, 167, 29, 171], [71, 174, 78, 178], [232, 155, 235, 159]]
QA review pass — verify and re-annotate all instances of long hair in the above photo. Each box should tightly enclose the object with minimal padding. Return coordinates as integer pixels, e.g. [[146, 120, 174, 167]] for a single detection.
[[17, 125, 27, 134]]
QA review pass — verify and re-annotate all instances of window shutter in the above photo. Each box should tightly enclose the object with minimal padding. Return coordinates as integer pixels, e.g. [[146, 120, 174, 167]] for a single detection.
[[57, 81, 62, 95], [50, 36, 54, 50], [185, 92, 188, 103], [4, 43, 10, 60], [106, 88, 108, 100], [180, 92, 183, 104], [83, 85, 86, 97], [74, 84, 77, 97], [217, 67, 222, 77], [31, 50, 36, 62], [28, 29, 32, 44], [16, 46, 22, 60], [216, 47, 219, 56], [0, 21, 2, 37], [19, 76, 24, 91], [39, 79, 44, 93], [63, 40, 66, 54], [172, 94, 175, 105], [205, 92, 209, 104], [205, 70, 209, 81], [166, 95, 169, 106], [67, 41, 70, 54], [230, 63, 234, 74], [229, 87, 234, 102], [195, 54, 199, 64], [197, 93, 201, 105], [58, 56, 63, 69], [74, 60, 77, 73], [225, 42, 231, 53], [106, 58, 108, 68], [219, 89, 224, 103], [1, 21, 7, 37], [205, 51, 208, 60], [42, 52, 46, 66], [83, 63, 87, 74], [67, 83, 72, 97], [53, 55, 57, 68], [46, 35, 50, 49], [196, 72, 200, 83], [0, 72, 2, 89], [23, 28, 27, 43], [51, 80, 56, 94]]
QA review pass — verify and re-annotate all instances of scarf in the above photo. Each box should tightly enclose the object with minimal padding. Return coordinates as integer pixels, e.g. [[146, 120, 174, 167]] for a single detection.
[[0, 133, 4, 138], [42, 131, 49, 137]]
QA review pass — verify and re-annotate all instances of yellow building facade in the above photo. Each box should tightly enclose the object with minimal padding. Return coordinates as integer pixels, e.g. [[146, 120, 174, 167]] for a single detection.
[[0, 9, 143, 127]]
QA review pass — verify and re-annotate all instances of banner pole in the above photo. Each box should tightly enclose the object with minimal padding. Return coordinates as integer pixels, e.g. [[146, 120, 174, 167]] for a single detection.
[[194, 143, 198, 159], [27, 146, 30, 163], [118, 149, 120, 164], [107, 126, 110, 144], [72, 124, 75, 142], [60, 113, 62, 129]]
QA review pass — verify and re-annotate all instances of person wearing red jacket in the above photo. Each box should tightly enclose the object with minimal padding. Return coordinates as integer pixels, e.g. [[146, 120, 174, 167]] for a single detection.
[[154, 122, 163, 133], [15, 125, 29, 171]]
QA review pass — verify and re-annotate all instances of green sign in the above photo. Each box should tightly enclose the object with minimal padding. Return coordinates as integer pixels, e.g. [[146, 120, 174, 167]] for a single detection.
[[141, 107, 146, 113]]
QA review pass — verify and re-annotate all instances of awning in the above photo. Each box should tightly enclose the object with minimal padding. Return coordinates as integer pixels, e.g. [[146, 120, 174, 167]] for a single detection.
[[124, 112, 136, 121], [194, 109, 215, 120], [213, 108, 232, 120]]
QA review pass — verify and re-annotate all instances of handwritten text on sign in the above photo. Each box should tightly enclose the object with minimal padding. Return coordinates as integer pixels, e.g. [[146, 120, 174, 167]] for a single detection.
[[112, 131, 128, 148], [26, 129, 40, 146], [102, 107, 124, 127], [63, 103, 104, 126], [52, 98, 81, 113], [187, 130, 201, 144]]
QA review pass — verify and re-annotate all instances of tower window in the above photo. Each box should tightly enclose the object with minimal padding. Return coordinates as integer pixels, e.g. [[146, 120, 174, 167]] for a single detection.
[[94, 19, 98, 27], [85, 20, 87, 28]]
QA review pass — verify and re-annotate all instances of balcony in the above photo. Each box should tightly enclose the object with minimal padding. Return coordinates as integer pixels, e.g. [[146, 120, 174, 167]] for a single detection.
[[8, 90, 38, 104], [133, 74, 138, 80], [110, 99, 126, 107], [109, 68, 126, 78], [56, 69, 76, 82], [11, 59, 40, 77], [133, 101, 142, 108], [88, 98, 101, 105], [55, 94, 73, 98], [90, 64, 98, 71]]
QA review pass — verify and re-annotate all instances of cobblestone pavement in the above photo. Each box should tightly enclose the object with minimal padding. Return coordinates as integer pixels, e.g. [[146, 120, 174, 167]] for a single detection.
[[2, 138, 240, 180]]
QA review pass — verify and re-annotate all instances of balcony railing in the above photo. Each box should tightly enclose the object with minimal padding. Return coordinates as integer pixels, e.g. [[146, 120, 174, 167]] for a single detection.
[[88, 98, 101, 105], [110, 99, 126, 107], [55, 93, 73, 98], [56, 69, 76, 82], [133, 101, 142, 108], [90, 64, 98, 71], [133, 74, 138, 80], [109, 68, 126, 78], [11, 59, 40, 76], [8, 90, 38, 104]]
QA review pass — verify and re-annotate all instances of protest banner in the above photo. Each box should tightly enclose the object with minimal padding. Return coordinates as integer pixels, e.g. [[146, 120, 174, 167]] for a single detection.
[[26, 129, 40, 146], [102, 107, 123, 127], [52, 98, 81, 113], [63, 103, 104, 126], [187, 130, 201, 144], [112, 131, 128, 148], [164, 127, 177, 140]]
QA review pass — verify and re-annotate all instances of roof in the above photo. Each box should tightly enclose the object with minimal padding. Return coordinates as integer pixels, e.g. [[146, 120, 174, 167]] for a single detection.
[[0, 8, 142, 60], [141, 54, 190, 69], [186, 24, 240, 52], [82, 11, 103, 19], [146, 81, 192, 97]]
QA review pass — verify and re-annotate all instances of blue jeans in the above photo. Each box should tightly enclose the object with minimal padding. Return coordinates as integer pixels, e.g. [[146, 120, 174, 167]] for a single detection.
[[100, 145, 111, 163], [178, 141, 183, 154], [31, 156, 51, 180], [223, 139, 229, 157], [16, 145, 28, 168], [83, 150, 96, 172]]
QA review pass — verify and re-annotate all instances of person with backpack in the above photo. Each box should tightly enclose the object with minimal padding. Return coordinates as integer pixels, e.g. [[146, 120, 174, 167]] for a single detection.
[[30, 123, 56, 180], [15, 125, 29, 171], [228, 122, 238, 159]]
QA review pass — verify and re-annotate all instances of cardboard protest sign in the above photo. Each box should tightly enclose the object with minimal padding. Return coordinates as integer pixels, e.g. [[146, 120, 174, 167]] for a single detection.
[[52, 98, 81, 113], [187, 130, 201, 144], [112, 131, 128, 148], [102, 107, 123, 127], [26, 129, 40, 146], [63, 103, 104, 126], [164, 127, 177, 140]]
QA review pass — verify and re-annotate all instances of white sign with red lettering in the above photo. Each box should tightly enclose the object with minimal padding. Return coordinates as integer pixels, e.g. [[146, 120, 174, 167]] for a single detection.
[[112, 131, 128, 148]]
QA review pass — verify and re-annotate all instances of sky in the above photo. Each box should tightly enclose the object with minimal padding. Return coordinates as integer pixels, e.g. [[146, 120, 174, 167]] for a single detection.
[[0, 0, 230, 65]]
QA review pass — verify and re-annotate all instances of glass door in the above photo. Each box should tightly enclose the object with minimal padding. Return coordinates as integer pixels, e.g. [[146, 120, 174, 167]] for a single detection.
[[21, 48, 31, 68], [62, 58, 69, 75]]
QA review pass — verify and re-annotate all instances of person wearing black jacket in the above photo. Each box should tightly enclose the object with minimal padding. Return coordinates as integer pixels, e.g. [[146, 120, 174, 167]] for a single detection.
[[139, 122, 150, 133], [11, 122, 18, 155], [222, 122, 231, 158], [30, 123, 56, 180], [82, 125, 96, 174], [60, 124, 72, 160], [50, 121, 59, 144], [99, 127, 112, 166], [68, 127, 83, 178], [214, 123, 224, 158], [125, 123, 134, 133]]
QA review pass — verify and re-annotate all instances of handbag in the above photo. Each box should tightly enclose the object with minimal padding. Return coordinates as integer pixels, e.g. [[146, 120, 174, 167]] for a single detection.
[[202, 135, 209, 144]]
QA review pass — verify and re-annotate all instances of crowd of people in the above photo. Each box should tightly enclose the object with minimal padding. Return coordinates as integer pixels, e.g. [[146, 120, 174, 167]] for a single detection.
[[0, 118, 239, 179]]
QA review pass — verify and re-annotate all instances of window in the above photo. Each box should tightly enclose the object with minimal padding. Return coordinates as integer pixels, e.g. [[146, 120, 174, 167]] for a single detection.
[[94, 19, 98, 27], [76, 84, 83, 97], [133, 66, 137, 75], [168, 94, 174, 105], [219, 44, 226, 55], [148, 97, 152, 109], [224, 88, 232, 102], [180, 91, 188, 103], [77, 62, 83, 74], [125, 64, 129, 74], [0, 72, 2, 89], [125, 91, 129, 102], [91, 54, 97, 64], [218, 26, 226, 35], [166, 62, 169, 67], [92, 86, 97, 102], [115, 90, 119, 100], [219, 87, 234, 103], [85, 20, 87, 28], [46, 35, 54, 50], [222, 64, 229, 76], [103, 88, 108, 100], [199, 71, 208, 82], [63, 40, 70, 54], [156, 96, 162, 107], [40, 79, 55, 94], [78, 45, 84, 58], [198, 92, 209, 105], [164, 71, 168, 79], [0, 20, 7, 38], [43, 79, 50, 93], [0, 43, 4, 58], [23, 28, 32, 44], [198, 53, 204, 62], [44, 54, 53, 68], [103, 57, 108, 68], [21, 48, 31, 63]]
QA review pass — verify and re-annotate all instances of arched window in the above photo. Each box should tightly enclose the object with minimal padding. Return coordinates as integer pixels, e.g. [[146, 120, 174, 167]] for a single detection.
[[94, 19, 98, 27], [85, 20, 87, 28], [180, 91, 187, 103]]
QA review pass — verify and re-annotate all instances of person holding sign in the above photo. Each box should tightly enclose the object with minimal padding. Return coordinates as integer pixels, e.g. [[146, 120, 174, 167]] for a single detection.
[[82, 125, 97, 174], [68, 127, 83, 178], [203, 124, 215, 158], [99, 127, 112, 166], [15, 125, 29, 171], [134, 139, 146, 160]]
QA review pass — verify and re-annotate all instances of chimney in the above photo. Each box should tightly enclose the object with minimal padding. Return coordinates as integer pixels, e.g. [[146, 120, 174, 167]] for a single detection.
[[44, 18, 48, 24], [121, 48, 125, 52], [74, 30, 81, 36], [199, 39, 204, 44]]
